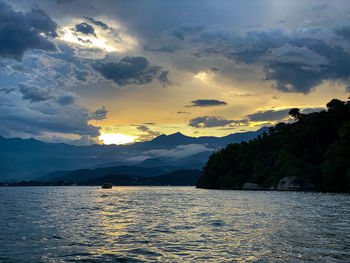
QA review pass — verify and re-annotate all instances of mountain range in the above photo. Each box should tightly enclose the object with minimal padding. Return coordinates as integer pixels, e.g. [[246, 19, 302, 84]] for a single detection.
[[0, 127, 268, 182]]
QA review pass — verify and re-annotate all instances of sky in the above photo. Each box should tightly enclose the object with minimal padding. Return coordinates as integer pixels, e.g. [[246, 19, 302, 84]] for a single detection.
[[0, 0, 349, 145]]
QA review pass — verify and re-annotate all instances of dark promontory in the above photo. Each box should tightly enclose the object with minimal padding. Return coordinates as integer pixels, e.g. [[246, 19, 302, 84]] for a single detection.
[[196, 98, 350, 193]]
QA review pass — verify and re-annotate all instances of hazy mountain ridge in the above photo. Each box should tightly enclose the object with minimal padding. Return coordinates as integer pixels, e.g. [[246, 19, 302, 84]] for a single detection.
[[0, 127, 268, 181]]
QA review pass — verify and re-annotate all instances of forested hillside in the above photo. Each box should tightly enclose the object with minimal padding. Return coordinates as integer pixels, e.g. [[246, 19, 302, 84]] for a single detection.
[[196, 99, 350, 193]]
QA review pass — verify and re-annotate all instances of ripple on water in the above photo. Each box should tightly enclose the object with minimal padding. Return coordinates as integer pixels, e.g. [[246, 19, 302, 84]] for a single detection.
[[0, 187, 349, 262]]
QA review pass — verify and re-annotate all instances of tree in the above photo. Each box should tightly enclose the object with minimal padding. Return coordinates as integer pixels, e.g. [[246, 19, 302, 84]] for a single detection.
[[289, 108, 301, 120], [196, 98, 350, 193]]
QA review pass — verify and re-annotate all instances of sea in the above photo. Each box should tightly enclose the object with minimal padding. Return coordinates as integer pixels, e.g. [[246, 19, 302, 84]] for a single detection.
[[0, 186, 349, 262]]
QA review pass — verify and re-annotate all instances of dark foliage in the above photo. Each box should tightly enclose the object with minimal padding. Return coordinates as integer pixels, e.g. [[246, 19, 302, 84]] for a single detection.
[[196, 99, 350, 193]]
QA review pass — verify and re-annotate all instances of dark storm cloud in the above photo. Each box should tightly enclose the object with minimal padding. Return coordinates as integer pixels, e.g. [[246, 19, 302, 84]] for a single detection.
[[335, 26, 350, 41], [0, 93, 101, 138], [171, 24, 205, 40], [11, 65, 26, 72], [246, 107, 324, 122], [189, 116, 245, 128], [56, 0, 78, 4], [157, 70, 172, 87], [187, 99, 227, 107], [84, 17, 110, 30], [188, 108, 325, 129], [137, 125, 161, 135], [18, 83, 51, 103], [92, 56, 171, 86], [89, 106, 108, 120], [73, 67, 89, 82], [246, 109, 291, 122], [0, 88, 16, 94], [136, 125, 161, 141], [0, 2, 58, 61], [75, 22, 96, 36], [56, 95, 75, 105], [144, 45, 179, 53], [194, 29, 350, 93], [265, 38, 350, 93], [311, 3, 328, 12]]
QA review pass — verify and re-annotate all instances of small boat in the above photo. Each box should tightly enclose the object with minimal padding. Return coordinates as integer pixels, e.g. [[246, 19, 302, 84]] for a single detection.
[[102, 183, 112, 189]]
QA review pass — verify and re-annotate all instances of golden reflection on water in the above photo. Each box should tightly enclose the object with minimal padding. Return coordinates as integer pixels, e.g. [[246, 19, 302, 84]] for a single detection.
[[89, 189, 133, 256], [20, 186, 347, 262]]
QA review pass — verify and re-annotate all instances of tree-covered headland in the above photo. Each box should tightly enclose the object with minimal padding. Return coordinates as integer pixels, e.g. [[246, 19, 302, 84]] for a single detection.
[[196, 98, 350, 193]]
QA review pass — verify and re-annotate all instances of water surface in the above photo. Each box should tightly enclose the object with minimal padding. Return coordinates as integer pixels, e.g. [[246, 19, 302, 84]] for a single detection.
[[0, 186, 349, 262]]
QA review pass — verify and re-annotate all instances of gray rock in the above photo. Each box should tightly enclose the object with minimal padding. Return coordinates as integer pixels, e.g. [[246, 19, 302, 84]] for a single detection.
[[242, 182, 265, 190], [277, 176, 316, 191]]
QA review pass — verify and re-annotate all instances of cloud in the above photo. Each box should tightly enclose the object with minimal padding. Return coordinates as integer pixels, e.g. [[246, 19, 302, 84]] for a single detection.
[[89, 106, 108, 120], [188, 107, 324, 128], [40, 134, 97, 146], [300, 108, 324, 114], [56, 0, 77, 3], [92, 56, 170, 86], [236, 32, 350, 93], [18, 83, 51, 103], [0, 88, 16, 94], [335, 26, 350, 42], [312, 3, 328, 12], [84, 17, 110, 30], [157, 70, 172, 87], [187, 99, 227, 107], [170, 23, 205, 40], [189, 116, 245, 128], [0, 79, 104, 139], [144, 45, 179, 53], [56, 95, 75, 106], [246, 107, 324, 122], [73, 67, 89, 81], [160, 24, 350, 93], [246, 109, 291, 122], [0, 2, 57, 61], [75, 22, 96, 36], [0, 94, 101, 138], [136, 125, 161, 141], [136, 144, 214, 161]]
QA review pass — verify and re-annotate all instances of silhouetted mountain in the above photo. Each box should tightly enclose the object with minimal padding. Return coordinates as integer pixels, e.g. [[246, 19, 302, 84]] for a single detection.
[[0, 128, 267, 181], [147, 132, 194, 147]]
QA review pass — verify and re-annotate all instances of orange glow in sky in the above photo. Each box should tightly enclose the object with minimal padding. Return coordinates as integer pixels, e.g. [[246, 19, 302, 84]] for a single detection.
[[99, 132, 138, 145]]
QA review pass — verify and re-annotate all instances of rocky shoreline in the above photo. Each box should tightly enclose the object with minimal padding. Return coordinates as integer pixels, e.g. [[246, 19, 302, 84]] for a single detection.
[[241, 176, 317, 191]]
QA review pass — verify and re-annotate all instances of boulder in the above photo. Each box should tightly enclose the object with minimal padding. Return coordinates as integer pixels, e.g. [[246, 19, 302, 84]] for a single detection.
[[242, 182, 265, 190], [277, 176, 316, 191]]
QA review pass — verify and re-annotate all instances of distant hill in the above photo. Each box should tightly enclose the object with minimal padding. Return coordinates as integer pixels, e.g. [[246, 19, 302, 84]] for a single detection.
[[40, 165, 179, 183], [138, 158, 166, 167], [197, 99, 350, 193], [0, 127, 267, 181], [80, 170, 202, 186]]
